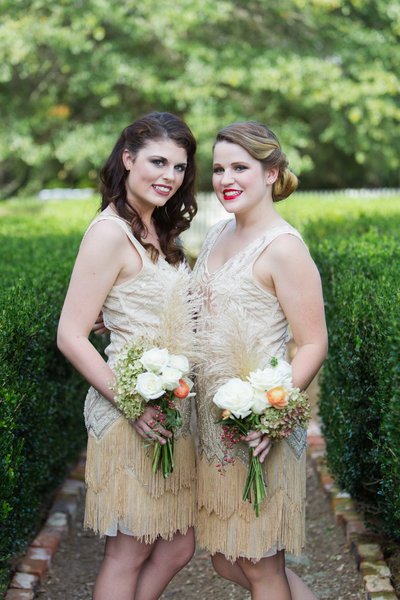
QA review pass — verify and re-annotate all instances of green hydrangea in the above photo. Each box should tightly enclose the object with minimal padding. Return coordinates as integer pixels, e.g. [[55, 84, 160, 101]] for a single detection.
[[112, 345, 147, 421]]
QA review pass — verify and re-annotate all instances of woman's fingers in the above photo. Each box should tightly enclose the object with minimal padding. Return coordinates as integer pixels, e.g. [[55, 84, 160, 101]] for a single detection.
[[92, 311, 108, 336], [92, 324, 108, 336], [131, 406, 172, 443], [253, 436, 273, 463], [245, 430, 263, 441], [245, 430, 263, 447], [244, 430, 273, 462], [133, 421, 167, 444]]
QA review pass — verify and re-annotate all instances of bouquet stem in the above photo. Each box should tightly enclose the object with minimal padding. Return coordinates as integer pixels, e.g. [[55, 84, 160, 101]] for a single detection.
[[243, 448, 267, 517], [152, 437, 175, 478]]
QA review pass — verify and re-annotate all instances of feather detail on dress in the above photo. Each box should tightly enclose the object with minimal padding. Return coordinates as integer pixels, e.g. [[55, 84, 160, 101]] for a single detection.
[[156, 262, 201, 366], [197, 304, 276, 398]]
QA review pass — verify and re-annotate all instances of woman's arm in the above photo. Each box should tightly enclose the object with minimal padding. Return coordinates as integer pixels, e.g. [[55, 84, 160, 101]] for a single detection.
[[57, 220, 171, 443], [268, 235, 328, 388], [57, 221, 138, 401], [249, 234, 328, 461]]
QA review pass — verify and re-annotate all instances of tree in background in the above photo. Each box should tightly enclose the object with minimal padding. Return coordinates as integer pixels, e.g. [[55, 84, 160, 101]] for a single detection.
[[0, 0, 399, 195]]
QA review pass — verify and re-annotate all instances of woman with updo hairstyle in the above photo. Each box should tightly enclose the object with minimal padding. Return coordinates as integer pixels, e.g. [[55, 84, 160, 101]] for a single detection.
[[192, 121, 328, 600], [58, 112, 198, 599]]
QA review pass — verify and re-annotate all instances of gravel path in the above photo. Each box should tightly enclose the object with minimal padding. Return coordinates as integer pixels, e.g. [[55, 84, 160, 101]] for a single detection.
[[35, 457, 364, 600]]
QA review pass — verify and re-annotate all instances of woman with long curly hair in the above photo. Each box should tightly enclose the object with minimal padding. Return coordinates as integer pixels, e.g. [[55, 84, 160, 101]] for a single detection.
[[57, 112, 198, 600]]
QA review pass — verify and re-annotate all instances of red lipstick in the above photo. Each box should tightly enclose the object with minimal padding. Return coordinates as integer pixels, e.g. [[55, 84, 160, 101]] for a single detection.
[[223, 189, 242, 201]]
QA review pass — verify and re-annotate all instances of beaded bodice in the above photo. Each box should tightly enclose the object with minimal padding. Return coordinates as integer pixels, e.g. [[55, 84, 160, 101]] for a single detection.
[[192, 218, 305, 463], [84, 213, 195, 439]]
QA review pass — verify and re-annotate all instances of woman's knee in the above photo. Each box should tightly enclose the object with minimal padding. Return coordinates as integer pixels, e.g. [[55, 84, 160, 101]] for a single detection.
[[238, 552, 286, 584], [177, 529, 196, 566], [211, 553, 231, 578], [174, 532, 196, 568], [104, 534, 154, 572], [152, 529, 195, 572]]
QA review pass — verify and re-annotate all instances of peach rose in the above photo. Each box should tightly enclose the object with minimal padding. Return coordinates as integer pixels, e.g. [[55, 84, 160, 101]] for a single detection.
[[221, 409, 232, 420], [266, 386, 289, 409], [173, 379, 190, 399]]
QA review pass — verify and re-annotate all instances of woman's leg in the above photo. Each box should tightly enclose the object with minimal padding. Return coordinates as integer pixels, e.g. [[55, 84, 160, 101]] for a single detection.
[[212, 552, 317, 600], [134, 528, 195, 600], [238, 550, 291, 600], [211, 552, 251, 589], [93, 532, 155, 600]]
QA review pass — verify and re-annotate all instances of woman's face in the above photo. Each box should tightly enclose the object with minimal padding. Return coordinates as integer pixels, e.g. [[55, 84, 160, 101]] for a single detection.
[[123, 139, 187, 213], [212, 141, 274, 215]]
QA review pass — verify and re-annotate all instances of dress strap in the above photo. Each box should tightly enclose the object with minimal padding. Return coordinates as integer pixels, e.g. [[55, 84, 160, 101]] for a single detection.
[[206, 219, 232, 249], [83, 213, 149, 259], [248, 225, 307, 266], [202, 219, 233, 256]]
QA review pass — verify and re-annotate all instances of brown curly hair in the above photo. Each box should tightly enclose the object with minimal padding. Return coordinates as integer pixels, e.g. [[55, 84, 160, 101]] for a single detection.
[[100, 112, 197, 264]]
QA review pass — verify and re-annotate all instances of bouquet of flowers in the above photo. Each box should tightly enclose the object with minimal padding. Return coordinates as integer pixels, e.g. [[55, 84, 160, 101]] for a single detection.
[[112, 345, 194, 478], [213, 357, 311, 516]]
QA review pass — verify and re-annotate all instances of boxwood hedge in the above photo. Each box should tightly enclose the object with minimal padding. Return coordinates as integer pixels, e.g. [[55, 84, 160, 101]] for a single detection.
[[306, 220, 400, 539], [0, 198, 99, 593]]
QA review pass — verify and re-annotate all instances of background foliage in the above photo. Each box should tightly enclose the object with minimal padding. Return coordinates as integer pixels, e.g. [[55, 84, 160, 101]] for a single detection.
[[0, 199, 98, 593], [307, 224, 400, 539], [1, 0, 399, 195]]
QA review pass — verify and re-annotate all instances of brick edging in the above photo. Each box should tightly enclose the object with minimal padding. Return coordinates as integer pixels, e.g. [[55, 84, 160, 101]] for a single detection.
[[307, 419, 398, 600], [5, 453, 86, 600]]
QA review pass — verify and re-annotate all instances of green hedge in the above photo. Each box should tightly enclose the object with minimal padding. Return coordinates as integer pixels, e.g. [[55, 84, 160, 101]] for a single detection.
[[0, 199, 99, 593], [307, 221, 400, 538]]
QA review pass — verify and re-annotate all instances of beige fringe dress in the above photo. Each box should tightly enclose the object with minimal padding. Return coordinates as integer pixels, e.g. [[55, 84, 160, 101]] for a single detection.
[[83, 213, 196, 542], [192, 219, 308, 562]]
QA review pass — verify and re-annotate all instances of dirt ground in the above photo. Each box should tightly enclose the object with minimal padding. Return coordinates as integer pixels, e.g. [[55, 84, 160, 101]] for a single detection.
[[35, 457, 364, 600]]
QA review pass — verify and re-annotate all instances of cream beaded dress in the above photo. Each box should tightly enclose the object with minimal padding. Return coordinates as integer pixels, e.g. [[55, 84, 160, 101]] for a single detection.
[[83, 213, 196, 541], [192, 219, 308, 562]]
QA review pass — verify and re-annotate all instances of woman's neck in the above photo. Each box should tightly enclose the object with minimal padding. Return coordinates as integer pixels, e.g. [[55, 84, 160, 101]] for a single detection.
[[109, 202, 155, 232], [233, 204, 283, 238]]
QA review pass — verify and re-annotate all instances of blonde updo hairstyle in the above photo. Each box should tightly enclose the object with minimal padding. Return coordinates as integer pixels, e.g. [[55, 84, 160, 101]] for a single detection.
[[214, 121, 298, 201]]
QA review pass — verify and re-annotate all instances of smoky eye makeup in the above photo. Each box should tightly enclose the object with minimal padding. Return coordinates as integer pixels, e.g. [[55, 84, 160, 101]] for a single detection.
[[150, 157, 166, 166]]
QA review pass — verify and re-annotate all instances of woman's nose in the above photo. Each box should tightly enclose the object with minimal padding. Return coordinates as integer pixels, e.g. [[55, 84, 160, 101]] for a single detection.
[[162, 165, 175, 181], [221, 169, 234, 185]]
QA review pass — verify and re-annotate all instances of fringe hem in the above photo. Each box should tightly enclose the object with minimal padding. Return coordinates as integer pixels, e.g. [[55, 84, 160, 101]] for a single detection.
[[84, 483, 196, 542], [196, 506, 304, 561], [84, 418, 197, 540], [85, 418, 196, 496], [196, 441, 306, 560]]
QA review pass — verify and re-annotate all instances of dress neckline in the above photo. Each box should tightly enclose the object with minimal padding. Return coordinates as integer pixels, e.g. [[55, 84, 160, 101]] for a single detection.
[[205, 219, 288, 276]]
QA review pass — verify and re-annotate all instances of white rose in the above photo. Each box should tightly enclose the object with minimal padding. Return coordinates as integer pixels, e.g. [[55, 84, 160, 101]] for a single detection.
[[213, 378, 254, 419], [168, 354, 190, 375], [139, 348, 170, 373], [248, 360, 293, 392], [251, 391, 271, 414], [136, 372, 165, 401], [273, 360, 293, 386], [160, 366, 182, 391]]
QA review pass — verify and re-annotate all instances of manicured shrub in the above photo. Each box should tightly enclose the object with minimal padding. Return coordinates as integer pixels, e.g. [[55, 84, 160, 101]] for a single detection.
[[0, 199, 99, 593], [307, 224, 400, 538]]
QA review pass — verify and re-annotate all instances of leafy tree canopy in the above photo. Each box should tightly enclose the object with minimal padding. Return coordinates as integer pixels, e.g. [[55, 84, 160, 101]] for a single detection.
[[0, 0, 399, 194]]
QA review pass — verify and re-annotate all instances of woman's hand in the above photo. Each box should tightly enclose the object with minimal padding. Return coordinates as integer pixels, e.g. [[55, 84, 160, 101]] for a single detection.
[[92, 311, 109, 336], [245, 430, 272, 463], [131, 406, 172, 445]]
